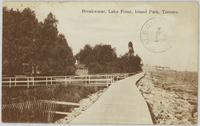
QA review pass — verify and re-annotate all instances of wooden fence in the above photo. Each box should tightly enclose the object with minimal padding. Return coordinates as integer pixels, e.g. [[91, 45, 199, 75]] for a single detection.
[[2, 73, 135, 88], [2, 100, 78, 122]]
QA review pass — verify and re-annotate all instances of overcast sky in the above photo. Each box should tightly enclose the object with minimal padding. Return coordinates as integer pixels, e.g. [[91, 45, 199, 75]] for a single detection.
[[4, 2, 198, 71]]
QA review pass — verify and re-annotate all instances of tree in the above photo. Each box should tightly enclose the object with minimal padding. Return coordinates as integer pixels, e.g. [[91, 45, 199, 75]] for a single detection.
[[19, 8, 39, 75], [76, 42, 143, 74], [93, 44, 117, 65], [36, 13, 75, 75], [76, 44, 117, 73], [47, 34, 75, 75], [3, 7, 38, 76], [116, 42, 143, 73], [3, 8, 75, 76], [75, 44, 94, 65]]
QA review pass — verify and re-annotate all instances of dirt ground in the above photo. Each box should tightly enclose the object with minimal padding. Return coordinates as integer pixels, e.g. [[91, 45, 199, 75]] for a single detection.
[[137, 70, 198, 125]]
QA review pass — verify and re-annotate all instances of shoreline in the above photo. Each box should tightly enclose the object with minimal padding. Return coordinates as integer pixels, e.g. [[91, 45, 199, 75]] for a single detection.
[[136, 71, 197, 125]]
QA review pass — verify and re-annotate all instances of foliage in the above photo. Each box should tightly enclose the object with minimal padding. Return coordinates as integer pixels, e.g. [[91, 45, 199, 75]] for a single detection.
[[3, 7, 75, 76], [76, 42, 143, 74], [2, 85, 104, 122], [117, 53, 143, 73], [3, 7, 143, 76], [76, 44, 117, 73]]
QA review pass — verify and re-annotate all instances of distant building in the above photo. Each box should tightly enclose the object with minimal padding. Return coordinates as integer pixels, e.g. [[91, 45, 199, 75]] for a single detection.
[[155, 66, 170, 71], [143, 64, 170, 71], [75, 60, 88, 75]]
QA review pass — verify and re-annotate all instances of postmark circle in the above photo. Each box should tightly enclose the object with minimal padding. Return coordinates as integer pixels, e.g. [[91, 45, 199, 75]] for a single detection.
[[140, 17, 172, 53]]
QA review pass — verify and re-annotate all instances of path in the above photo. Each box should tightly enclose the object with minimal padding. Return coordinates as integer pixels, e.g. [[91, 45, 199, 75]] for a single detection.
[[70, 72, 152, 124]]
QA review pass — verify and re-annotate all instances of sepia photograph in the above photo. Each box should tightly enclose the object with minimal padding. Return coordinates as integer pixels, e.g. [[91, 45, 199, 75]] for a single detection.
[[1, 1, 198, 125]]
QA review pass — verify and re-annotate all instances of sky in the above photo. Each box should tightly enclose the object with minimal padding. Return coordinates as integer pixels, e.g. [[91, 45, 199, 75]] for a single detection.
[[3, 2, 198, 71]]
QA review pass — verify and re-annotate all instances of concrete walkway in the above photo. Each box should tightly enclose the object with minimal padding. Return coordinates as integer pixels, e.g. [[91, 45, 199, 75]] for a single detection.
[[70, 72, 153, 124]]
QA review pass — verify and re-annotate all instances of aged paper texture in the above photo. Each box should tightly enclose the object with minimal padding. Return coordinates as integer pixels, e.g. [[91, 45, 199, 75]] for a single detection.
[[2, 1, 198, 125]]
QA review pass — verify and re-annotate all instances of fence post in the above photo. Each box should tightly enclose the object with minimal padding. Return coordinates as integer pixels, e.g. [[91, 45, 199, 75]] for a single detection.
[[15, 78, 16, 86], [94, 76, 96, 87], [47, 111, 52, 123], [88, 75, 90, 87], [46, 77, 48, 87], [106, 75, 108, 87], [32, 77, 35, 86], [51, 77, 53, 85], [66, 76, 68, 85], [111, 76, 114, 84], [69, 77, 71, 85], [27, 78, 29, 88], [9, 78, 11, 88]]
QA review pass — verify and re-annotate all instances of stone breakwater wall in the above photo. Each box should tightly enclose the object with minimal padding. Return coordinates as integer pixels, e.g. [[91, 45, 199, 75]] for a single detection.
[[136, 72, 197, 125]]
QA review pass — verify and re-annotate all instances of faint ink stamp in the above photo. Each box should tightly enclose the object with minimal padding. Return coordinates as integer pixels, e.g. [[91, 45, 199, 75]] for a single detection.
[[140, 17, 172, 53]]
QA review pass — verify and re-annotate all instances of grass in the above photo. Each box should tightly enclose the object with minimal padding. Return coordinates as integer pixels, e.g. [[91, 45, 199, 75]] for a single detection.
[[2, 85, 105, 123]]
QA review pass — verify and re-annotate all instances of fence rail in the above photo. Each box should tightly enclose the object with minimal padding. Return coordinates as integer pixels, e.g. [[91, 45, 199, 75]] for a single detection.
[[2, 73, 136, 88]]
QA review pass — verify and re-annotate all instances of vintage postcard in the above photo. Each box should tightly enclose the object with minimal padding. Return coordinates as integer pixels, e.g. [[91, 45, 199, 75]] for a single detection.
[[1, 1, 198, 125]]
